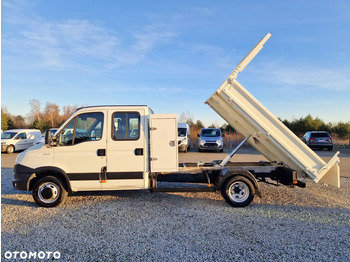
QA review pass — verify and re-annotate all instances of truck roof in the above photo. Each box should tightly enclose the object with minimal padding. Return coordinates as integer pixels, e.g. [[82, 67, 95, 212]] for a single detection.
[[76, 105, 154, 114]]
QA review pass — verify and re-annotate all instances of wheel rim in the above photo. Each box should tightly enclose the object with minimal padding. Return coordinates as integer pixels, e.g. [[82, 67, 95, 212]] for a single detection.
[[228, 181, 250, 203], [7, 146, 14, 153], [37, 182, 60, 204]]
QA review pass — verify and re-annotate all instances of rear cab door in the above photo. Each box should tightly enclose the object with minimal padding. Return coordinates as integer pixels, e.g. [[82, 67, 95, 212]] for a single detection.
[[105, 106, 149, 189]]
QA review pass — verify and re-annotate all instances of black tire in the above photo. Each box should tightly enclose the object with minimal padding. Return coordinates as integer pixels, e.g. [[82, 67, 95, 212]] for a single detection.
[[6, 145, 15, 154], [32, 176, 68, 207], [221, 176, 255, 207], [327, 147, 333, 151], [220, 148, 224, 153]]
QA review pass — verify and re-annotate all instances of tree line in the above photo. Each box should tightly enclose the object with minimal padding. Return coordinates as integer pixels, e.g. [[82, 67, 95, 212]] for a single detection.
[[179, 112, 350, 139], [1, 103, 350, 140], [1, 99, 77, 132]]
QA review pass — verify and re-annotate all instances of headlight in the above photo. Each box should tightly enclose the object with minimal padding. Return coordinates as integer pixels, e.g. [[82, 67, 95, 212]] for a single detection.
[[1, 142, 6, 145], [216, 139, 222, 146], [200, 140, 205, 146], [15, 151, 25, 164]]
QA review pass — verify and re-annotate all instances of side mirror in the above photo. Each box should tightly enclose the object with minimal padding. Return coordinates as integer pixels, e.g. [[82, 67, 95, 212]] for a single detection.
[[197, 134, 200, 137], [222, 133, 225, 137], [45, 130, 57, 147], [45, 130, 51, 147]]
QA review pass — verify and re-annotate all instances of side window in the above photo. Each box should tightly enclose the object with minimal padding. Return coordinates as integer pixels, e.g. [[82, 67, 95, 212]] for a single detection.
[[16, 133, 27, 139], [59, 112, 104, 146], [112, 112, 140, 140]]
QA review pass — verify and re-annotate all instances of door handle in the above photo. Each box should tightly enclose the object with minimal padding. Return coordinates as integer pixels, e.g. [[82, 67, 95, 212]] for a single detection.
[[134, 148, 143, 155], [97, 149, 106, 156]]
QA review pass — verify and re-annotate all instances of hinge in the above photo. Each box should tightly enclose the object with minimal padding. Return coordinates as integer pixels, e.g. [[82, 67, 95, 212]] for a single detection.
[[150, 127, 157, 131], [150, 158, 158, 161]]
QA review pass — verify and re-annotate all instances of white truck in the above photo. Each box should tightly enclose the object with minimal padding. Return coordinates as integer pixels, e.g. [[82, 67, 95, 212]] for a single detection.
[[13, 34, 340, 208], [178, 123, 190, 152]]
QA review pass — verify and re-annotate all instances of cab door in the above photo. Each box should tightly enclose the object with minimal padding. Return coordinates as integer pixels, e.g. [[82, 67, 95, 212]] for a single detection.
[[53, 110, 107, 191], [105, 109, 147, 189]]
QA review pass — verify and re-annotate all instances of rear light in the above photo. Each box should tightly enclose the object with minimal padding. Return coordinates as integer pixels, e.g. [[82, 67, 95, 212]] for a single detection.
[[327, 138, 332, 142], [309, 138, 316, 142]]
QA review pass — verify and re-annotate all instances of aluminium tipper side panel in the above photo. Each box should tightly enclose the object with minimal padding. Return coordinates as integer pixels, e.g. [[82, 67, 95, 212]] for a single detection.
[[205, 35, 340, 188]]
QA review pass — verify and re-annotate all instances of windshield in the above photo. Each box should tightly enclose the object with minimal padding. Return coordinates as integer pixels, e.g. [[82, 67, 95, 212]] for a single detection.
[[1, 132, 18, 139], [178, 128, 187, 137], [201, 129, 221, 137]]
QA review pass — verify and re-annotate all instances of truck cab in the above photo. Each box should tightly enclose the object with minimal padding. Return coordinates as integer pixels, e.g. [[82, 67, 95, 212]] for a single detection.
[[13, 106, 178, 207]]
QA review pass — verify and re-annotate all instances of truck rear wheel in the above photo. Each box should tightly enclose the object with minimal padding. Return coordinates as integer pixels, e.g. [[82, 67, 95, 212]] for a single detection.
[[221, 176, 255, 207], [32, 176, 68, 207]]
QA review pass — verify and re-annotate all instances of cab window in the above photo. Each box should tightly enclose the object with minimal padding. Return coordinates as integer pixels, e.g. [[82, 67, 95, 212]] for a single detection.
[[59, 112, 104, 146], [112, 112, 140, 140]]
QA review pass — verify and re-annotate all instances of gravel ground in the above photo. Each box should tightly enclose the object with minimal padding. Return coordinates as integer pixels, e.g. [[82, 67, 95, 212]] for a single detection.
[[1, 150, 350, 261]]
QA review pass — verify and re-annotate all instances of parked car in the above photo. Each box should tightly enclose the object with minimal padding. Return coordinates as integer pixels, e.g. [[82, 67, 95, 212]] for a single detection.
[[302, 131, 333, 151], [178, 123, 190, 152], [198, 128, 224, 152], [34, 128, 59, 145], [1, 129, 41, 153]]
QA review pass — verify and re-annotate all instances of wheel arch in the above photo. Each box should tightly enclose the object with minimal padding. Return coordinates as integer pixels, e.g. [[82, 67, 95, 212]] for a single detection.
[[215, 168, 262, 198], [29, 167, 72, 194]]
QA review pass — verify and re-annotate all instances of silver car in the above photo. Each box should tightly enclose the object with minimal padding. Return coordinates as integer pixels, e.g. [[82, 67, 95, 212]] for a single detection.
[[198, 128, 224, 152]]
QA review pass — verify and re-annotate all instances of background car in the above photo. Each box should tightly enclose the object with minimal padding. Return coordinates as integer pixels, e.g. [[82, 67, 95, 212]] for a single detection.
[[1, 129, 41, 153], [198, 128, 224, 152], [178, 123, 190, 152], [302, 131, 333, 151]]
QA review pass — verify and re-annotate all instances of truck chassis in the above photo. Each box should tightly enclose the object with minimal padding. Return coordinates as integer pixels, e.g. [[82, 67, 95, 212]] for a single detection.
[[151, 159, 305, 207]]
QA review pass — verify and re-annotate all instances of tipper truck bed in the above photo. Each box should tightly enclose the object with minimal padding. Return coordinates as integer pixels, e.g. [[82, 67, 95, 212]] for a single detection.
[[13, 33, 340, 208]]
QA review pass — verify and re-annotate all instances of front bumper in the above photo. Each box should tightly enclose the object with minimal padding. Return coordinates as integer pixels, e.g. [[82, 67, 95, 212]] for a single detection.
[[199, 143, 223, 151], [13, 164, 35, 191], [1, 145, 8, 152]]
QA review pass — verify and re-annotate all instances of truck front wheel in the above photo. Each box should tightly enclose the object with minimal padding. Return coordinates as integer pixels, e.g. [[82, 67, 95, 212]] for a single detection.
[[221, 176, 255, 207], [32, 176, 68, 207]]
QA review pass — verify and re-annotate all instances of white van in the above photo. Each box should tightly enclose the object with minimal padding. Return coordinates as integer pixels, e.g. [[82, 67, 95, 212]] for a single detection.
[[178, 123, 190, 152], [1, 129, 41, 154]]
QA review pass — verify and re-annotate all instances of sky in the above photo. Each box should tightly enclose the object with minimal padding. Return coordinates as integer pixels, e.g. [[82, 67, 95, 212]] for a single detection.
[[2, 0, 350, 127]]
